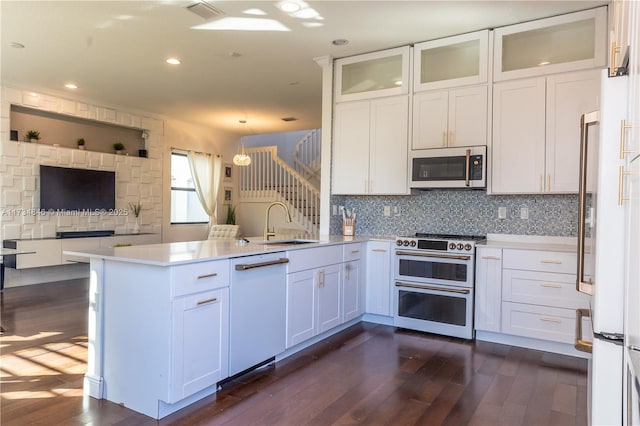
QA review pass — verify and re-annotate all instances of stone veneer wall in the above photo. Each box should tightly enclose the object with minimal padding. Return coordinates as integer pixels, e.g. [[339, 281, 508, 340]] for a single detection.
[[0, 140, 162, 240], [330, 191, 579, 237]]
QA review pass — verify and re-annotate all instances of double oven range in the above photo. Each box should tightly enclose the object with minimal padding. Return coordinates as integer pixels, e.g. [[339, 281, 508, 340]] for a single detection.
[[394, 233, 485, 339]]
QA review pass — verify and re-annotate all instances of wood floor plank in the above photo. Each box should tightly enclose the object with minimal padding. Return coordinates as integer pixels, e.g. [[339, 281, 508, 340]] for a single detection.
[[1, 279, 589, 425]]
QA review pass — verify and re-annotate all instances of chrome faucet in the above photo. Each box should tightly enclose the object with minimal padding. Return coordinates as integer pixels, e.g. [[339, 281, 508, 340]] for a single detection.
[[264, 201, 292, 241]]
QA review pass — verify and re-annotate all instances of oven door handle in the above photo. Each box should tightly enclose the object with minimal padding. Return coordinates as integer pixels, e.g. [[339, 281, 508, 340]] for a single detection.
[[465, 148, 471, 187], [395, 281, 471, 295], [395, 250, 471, 261]]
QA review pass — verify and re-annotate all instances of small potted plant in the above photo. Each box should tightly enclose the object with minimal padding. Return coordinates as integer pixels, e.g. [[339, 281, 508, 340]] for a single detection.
[[77, 138, 86, 150], [225, 204, 236, 225], [25, 130, 40, 143], [113, 142, 125, 155], [128, 201, 142, 233]]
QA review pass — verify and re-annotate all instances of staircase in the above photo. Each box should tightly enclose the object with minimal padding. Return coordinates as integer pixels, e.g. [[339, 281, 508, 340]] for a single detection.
[[238, 145, 320, 235], [293, 129, 321, 188]]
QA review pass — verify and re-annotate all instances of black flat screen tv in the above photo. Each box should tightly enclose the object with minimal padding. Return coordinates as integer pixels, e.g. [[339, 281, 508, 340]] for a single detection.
[[40, 165, 116, 211]]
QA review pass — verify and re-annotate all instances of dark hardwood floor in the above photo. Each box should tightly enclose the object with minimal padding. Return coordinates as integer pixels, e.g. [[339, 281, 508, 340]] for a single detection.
[[0, 279, 588, 425]]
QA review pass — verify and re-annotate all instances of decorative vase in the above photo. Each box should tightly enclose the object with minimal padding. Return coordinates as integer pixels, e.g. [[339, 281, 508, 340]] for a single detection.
[[116, 150, 123, 155], [132, 218, 140, 234], [78, 145, 85, 150]]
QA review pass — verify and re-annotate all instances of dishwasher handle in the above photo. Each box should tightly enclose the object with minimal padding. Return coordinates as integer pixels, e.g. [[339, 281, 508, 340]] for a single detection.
[[235, 257, 289, 271]]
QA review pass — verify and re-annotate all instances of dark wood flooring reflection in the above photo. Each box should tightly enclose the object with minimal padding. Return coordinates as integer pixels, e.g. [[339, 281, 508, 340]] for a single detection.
[[0, 279, 588, 425]]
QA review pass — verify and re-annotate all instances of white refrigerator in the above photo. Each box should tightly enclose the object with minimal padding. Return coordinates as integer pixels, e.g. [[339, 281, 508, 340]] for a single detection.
[[576, 70, 629, 425]]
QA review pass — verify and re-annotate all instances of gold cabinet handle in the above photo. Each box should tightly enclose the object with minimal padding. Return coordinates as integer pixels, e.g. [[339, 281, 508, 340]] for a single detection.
[[619, 165, 632, 205], [351, 250, 360, 254], [541, 259, 562, 264], [442, 131, 446, 147], [540, 317, 562, 323], [575, 308, 593, 353], [197, 272, 218, 279], [344, 263, 350, 280], [318, 269, 325, 288], [481, 256, 501, 260], [540, 283, 562, 289], [197, 297, 218, 306], [449, 130, 454, 146], [620, 120, 635, 159], [372, 249, 388, 253], [547, 174, 551, 192], [539, 175, 543, 192]]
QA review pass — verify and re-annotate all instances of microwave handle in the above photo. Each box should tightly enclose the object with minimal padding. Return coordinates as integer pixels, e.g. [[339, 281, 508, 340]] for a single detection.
[[465, 149, 471, 187]]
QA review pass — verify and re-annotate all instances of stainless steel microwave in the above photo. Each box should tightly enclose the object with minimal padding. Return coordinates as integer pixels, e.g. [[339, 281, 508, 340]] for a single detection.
[[410, 146, 486, 189]]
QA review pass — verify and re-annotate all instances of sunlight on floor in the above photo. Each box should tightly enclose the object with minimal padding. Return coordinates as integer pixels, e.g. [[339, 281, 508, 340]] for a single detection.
[[0, 331, 63, 342]]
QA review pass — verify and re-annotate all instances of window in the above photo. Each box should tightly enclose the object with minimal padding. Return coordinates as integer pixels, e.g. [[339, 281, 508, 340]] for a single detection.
[[170, 152, 209, 224]]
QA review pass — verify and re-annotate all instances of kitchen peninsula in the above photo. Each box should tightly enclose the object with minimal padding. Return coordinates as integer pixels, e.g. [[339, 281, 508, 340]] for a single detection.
[[65, 236, 370, 419]]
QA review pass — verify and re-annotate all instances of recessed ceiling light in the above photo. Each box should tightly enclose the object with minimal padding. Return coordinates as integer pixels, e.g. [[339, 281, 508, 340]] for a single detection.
[[302, 22, 323, 28], [538, 61, 551, 66], [277, 1, 302, 13], [10, 42, 25, 49], [332, 39, 349, 46], [228, 51, 243, 58], [239, 119, 247, 124], [166, 58, 181, 65], [64, 83, 78, 89], [281, 117, 297, 122]]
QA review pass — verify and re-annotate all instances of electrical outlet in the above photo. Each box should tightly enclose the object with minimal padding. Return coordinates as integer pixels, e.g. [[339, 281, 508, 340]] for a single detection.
[[498, 206, 507, 219], [520, 207, 529, 219], [332, 204, 338, 216], [393, 206, 400, 215], [383, 206, 391, 217]]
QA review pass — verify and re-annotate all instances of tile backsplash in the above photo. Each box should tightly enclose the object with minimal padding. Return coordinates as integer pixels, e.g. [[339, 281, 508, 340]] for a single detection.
[[330, 191, 579, 237]]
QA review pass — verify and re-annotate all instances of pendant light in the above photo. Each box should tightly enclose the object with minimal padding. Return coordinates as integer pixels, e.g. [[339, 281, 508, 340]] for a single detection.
[[232, 137, 251, 166]]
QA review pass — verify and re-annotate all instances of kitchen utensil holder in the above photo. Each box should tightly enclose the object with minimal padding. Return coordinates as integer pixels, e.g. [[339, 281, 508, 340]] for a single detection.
[[342, 219, 355, 236]]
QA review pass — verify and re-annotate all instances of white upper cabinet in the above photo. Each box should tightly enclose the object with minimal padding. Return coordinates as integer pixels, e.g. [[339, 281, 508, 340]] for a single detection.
[[493, 7, 607, 81], [332, 95, 409, 195], [412, 85, 487, 150], [335, 46, 410, 102], [491, 69, 600, 194], [413, 30, 489, 92]]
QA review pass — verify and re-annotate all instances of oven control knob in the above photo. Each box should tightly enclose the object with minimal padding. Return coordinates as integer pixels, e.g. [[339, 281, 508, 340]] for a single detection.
[[410, 240, 416, 247], [457, 243, 464, 250], [449, 242, 456, 250], [396, 239, 403, 247], [403, 240, 410, 247], [464, 243, 472, 251]]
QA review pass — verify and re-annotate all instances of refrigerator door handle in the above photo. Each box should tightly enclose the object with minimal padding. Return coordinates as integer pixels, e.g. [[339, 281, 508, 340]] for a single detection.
[[575, 308, 593, 353], [577, 111, 599, 295]]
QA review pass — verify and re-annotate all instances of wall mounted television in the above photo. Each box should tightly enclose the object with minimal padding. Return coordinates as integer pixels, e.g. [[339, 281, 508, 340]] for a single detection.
[[40, 165, 116, 211]]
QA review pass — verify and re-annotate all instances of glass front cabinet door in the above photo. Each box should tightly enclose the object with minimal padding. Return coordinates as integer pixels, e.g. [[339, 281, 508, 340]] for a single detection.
[[493, 7, 607, 81], [335, 46, 410, 102], [413, 30, 489, 92]]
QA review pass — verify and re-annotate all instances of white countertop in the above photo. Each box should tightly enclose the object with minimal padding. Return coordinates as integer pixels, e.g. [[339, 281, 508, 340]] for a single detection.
[[480, 233, 577, 253], [63, 235, 372, 267]]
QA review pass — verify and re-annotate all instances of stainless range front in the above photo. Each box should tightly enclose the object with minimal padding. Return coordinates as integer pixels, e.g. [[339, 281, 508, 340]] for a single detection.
[[393, 233, 484, 339]]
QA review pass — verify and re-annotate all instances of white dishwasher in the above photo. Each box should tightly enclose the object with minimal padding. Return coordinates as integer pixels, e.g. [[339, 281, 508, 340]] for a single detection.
[[228, 252, 288, 377]]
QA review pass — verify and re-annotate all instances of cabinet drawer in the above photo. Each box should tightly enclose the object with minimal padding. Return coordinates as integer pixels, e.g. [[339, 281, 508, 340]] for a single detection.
[[503, 249, 576, 274], [287, 245, 343, 273], [343, 243, 363, 262], [502, 269, 589, 309], [171, 260, 230, 297], [502, 302, 577, 344]]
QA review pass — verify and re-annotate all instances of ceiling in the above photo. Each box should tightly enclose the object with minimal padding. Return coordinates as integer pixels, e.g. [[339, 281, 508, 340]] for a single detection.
[[1, 1, 607, 136]]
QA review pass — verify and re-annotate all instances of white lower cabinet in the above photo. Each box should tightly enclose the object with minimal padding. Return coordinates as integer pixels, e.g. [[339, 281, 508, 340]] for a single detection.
[[342, 243, 364, 322], [476, 246, 591, 350], [170, 287, 228, 403], [286, 246, 343, 348], [474, 247, 503, 332], [365, 240, 393, 316], [499, 248, 589, 345], [100, 259, 229, 418]]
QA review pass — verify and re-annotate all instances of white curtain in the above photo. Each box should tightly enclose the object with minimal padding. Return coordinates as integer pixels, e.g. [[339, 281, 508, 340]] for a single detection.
[[187, 152, 222, 230]]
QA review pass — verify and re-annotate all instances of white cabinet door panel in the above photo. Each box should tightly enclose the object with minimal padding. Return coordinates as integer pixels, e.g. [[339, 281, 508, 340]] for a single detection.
[[332, 101, 370, 194], [286, 269, 316, 348], [546, 69, 600, 192], [449, 85, 488, 147], [412, 91, 448, 150], [317, 265, 342, 333], [492, 77, 546, 193], [474, 247, 502, 332]]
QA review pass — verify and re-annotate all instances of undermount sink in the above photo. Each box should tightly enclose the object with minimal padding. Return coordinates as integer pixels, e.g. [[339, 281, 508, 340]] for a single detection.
[[256, 239, 319, 245]]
